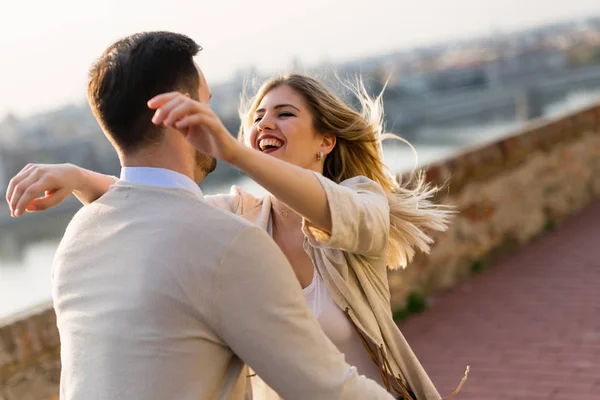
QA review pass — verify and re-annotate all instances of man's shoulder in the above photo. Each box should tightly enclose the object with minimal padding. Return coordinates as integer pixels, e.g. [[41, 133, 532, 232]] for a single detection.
[[56, 185, 266, 273], [188, 200, 258, 240], [66, 184, 256, 242], [120, 184, 262, 248]]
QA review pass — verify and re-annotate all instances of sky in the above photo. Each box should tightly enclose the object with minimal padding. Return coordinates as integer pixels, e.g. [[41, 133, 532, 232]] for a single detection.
[[1, 0, 600, 118]]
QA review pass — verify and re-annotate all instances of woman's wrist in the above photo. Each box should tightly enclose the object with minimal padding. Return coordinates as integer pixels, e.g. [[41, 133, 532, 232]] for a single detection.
[[227, 141, 252, 168], [71, 165, 92, 196]]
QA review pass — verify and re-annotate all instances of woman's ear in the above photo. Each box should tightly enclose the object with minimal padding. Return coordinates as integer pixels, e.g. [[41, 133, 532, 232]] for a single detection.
[[320, 134, 336, 156]]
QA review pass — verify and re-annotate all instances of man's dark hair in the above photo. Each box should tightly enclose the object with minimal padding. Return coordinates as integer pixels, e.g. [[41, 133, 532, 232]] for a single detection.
[[88, 32, 201, 153]]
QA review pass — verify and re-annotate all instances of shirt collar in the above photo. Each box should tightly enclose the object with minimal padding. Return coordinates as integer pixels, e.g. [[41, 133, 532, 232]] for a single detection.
[[119, 167, 204, 199]]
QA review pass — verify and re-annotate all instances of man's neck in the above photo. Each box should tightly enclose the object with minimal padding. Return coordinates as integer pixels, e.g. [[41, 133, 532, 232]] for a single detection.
[[120, 148, 195, 182]]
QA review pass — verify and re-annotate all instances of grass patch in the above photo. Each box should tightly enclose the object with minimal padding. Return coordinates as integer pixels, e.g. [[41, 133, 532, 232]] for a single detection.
[[406, 292, 427, 314], [392, 309, 409, 323], [393, 292, 428, 323], [544, 218, 557, 232], [470, 259, 487, 274]]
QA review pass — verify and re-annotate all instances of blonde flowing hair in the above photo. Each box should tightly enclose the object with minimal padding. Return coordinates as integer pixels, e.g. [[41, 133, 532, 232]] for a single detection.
[[239, 73, 453, 269]]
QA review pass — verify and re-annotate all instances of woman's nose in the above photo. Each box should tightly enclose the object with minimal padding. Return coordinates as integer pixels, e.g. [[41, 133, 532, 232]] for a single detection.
[[257, 114, 275, 131]]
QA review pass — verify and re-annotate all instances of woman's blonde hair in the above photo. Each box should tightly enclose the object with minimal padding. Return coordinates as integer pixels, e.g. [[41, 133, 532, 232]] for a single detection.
[[239, 73, 453, 269]]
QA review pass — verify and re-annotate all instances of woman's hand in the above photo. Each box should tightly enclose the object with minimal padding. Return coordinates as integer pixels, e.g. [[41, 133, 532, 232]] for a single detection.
[[5, 163, 82, 217], [148, 92, 332, 232], [148, 92, 242, 164]]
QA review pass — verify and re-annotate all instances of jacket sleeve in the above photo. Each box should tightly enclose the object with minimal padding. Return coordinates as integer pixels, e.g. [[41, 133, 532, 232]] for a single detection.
[[204, 186, 243, 214], [302, 173, 390, 258]]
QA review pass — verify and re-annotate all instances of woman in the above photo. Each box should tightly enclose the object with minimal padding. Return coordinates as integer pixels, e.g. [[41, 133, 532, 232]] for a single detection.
[[6, 74, 465, 399]]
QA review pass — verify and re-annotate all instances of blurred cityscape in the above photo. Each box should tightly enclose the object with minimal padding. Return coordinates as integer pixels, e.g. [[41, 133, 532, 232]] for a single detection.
[[2, 15, 600, 192]]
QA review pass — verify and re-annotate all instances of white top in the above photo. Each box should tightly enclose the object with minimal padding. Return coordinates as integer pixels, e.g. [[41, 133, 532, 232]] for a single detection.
[[265, 215, 385, 391], [303, 268, 385, 388]]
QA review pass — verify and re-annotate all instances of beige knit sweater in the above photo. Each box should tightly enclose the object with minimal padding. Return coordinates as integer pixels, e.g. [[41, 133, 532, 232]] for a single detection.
[[52, 181, 394, 400]]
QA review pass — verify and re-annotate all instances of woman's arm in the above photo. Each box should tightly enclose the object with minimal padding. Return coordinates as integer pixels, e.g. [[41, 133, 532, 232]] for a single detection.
[[220, 147, 389, 257], [5, 163, 115, 217], [229, 146, 332, 232], [301, 175, 390, 257], [73, 167, 117, 204], [148, 92, 332, 232]]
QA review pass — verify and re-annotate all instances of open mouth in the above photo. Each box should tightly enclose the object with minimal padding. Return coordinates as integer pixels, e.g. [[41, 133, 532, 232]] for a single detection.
[[257, 136, 284, 154]]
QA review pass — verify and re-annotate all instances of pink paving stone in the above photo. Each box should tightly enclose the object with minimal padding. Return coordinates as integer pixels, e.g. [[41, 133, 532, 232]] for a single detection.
[[398, 200, 600, 400]]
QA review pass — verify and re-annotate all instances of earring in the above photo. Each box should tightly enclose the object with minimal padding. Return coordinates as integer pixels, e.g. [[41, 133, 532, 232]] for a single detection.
[[317, 151, 323, 161]]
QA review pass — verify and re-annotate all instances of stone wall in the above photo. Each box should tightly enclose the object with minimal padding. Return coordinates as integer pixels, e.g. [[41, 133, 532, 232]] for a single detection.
[[1, 102, 599, 399], [389, 102, 600, 312], [0, 303, 59, 400]]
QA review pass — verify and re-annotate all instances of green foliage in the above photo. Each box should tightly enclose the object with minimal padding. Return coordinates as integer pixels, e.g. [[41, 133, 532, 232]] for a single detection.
[[470, 259, 487, 274], [393, 292, 427, 323], [544, 219, 557, 232], [406, 292, 427, 314], [392, 308, 409, 323]]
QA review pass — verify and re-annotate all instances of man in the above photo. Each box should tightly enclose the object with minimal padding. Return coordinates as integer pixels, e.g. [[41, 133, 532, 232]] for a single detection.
[[50, 31, 394, 400]]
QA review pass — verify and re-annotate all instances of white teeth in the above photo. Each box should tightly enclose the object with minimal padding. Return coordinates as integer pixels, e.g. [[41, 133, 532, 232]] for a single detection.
[[258, 138, 283, 151]]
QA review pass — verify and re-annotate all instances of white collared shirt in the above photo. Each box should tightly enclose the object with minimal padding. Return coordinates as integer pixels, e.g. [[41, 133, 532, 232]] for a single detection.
[[119, 167, 204, 200]]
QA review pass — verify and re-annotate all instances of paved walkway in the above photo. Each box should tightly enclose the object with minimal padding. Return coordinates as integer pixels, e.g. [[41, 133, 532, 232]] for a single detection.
[[400, 201, 600, 400]]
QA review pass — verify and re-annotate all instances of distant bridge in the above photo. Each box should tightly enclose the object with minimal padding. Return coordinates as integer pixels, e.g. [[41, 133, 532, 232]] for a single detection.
[[387, 64, 600, 129]]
